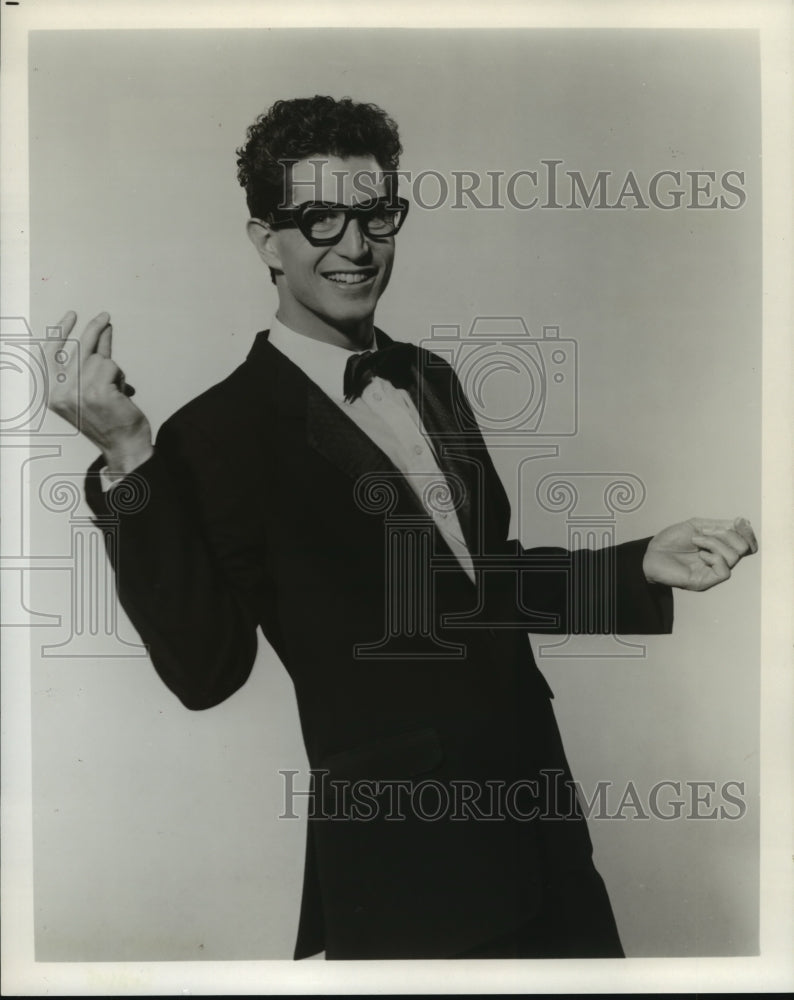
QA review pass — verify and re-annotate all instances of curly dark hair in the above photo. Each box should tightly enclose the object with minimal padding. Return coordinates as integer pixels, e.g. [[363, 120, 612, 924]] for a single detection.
[[236, 95, 403, 221]]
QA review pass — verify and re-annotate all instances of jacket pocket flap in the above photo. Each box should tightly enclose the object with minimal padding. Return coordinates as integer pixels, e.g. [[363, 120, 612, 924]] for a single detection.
[[320, 727, 443, 781]]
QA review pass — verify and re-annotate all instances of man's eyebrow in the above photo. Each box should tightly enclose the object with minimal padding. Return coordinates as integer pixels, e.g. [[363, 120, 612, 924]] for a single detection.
[[298, 196, 388, 210]]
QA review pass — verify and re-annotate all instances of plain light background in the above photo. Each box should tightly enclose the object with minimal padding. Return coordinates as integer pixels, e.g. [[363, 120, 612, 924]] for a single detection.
[[28, 28, 760, 960]]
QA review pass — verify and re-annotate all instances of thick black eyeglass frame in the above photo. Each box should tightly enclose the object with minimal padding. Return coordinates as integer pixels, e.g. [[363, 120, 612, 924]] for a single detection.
[[267, 195, 409, 247]]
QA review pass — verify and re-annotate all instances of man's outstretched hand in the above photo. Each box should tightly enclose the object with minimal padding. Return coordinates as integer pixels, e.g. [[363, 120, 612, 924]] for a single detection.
[[45, 311, 154, 477], [643, 517, 758, 591]]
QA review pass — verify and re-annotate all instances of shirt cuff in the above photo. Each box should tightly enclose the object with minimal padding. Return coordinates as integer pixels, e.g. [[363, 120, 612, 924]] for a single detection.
[[86, 451, 158, 519], [98, 466, 128, 492]]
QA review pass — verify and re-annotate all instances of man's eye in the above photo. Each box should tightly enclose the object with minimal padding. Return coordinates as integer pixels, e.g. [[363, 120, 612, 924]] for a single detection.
[[305, 208, 342, 234]]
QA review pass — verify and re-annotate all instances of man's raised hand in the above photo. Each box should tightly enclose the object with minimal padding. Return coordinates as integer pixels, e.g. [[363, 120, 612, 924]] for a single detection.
[[45, 311, 154, 476], [642, 517, 758, 592]]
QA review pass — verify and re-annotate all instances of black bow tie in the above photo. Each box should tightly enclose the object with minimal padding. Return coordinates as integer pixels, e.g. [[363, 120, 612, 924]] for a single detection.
[[343, 342, 420, 402]]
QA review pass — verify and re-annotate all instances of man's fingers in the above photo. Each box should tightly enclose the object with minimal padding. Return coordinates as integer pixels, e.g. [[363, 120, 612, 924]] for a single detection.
[[78, 311, 112, 360], [698, 527, 751, 558], [52, 311, 77, 340], [111, 365, 128, 395], [96, 324, 113, 359], [82, 354, 124, 396], [689, 516, 736, 533], [732, 517, 758, 554], [692, 533, 741, 569], [689, 516, 758, 555], [43, 312, 77, 368], [695, 548, 731, 584], [88, 357, 135, 398]]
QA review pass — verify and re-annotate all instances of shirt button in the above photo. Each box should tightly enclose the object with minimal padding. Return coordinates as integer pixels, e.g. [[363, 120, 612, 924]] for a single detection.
[[372, 392, 382, 402], [413, 444, 423, 455]]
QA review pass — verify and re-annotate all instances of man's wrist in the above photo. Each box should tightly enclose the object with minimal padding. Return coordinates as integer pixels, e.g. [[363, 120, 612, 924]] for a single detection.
[[642, 545, 656, 585], [102, 435, 154, 478]]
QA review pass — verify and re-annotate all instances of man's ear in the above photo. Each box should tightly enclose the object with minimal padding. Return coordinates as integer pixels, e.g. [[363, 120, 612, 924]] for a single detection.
[[247, 218, 283, 273]]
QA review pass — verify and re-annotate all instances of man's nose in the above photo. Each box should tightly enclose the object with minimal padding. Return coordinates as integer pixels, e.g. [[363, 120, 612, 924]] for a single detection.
[[335, 218, 369, 259]]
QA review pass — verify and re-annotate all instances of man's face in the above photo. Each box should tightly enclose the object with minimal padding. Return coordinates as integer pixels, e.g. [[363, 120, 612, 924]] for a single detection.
[[267, 154, 396, 345]]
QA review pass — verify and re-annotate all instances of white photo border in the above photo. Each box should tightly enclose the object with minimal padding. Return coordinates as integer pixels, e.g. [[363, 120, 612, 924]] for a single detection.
[[2, 0, 791, 995]]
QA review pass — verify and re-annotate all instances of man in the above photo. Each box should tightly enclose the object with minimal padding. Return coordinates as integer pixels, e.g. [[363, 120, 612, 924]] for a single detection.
[[45, 95, 757, 960]]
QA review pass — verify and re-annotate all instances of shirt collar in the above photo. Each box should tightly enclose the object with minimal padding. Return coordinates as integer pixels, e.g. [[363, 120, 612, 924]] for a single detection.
[[268, 316, 377, 402]]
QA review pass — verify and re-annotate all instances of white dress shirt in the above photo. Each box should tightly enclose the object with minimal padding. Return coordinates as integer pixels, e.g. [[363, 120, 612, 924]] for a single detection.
[[268, 317, 475, 583]]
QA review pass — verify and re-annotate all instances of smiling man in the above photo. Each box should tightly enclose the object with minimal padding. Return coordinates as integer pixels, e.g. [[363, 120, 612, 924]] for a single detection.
[[247, 152, 401, 348], [46, 95, 757, 960]]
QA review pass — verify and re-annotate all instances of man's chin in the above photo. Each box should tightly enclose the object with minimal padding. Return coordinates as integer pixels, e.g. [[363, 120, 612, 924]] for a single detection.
[[321, 283, 380, 310], [322, 293, 380, 327]]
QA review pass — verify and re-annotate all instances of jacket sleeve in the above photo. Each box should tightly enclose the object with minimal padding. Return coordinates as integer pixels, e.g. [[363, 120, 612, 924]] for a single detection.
[[496, 536, 674, 636], [84, 415, 262, 710]]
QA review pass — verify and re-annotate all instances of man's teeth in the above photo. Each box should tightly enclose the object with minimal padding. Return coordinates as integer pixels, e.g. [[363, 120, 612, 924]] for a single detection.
[[324, 272, 372, 284]]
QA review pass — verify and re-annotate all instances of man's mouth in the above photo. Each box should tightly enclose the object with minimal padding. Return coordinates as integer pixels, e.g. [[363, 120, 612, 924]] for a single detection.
[[322, 269, 377, 285]]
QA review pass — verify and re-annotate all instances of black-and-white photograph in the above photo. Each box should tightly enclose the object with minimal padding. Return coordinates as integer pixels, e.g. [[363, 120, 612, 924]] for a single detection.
[[2, 1, 791, 995]]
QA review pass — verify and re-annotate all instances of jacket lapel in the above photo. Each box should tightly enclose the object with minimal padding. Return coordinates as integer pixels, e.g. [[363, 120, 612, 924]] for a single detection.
[[247, 329, 426, 518], [305, 384, 414, 501]]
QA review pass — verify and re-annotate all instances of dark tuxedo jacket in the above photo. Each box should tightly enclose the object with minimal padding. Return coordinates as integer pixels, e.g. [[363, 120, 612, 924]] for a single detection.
[[85, 329, 673, 959]]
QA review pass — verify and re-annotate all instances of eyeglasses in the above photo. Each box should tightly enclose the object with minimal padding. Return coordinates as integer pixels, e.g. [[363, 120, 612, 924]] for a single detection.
[[268, 196, 409, 247]]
